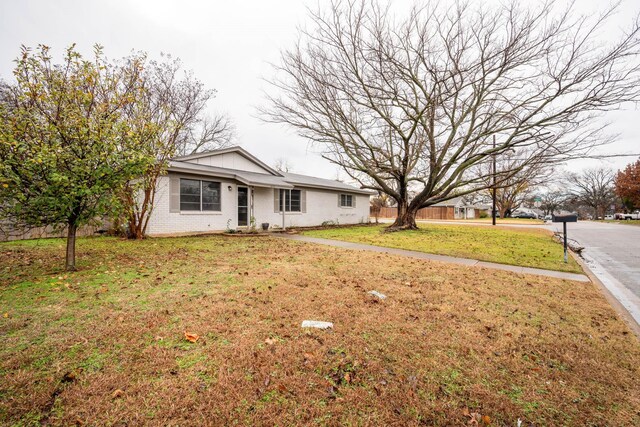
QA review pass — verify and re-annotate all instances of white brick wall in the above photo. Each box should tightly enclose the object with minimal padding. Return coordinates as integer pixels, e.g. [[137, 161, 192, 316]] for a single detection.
[[145, 175, 370, 235], [252, 187, 370, 229], [146, 176, 239, 235]]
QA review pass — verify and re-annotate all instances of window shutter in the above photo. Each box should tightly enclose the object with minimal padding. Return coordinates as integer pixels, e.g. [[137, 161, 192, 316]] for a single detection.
[[338, 194, 341, 207], [352, 195, 356, 208], [274, 189, 280, 213], [170, 176, 180, 213], [301, 190, 307, 213]]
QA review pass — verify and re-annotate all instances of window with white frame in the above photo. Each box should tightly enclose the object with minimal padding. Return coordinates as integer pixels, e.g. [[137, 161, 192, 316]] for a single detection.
[[180, 179, 221, 211], [339, 194, 354, 207], [279, 189, 301, 212]]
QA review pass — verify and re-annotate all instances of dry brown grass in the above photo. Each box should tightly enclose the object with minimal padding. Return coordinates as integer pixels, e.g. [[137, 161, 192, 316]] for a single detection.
[[1, 236, 639, 426]]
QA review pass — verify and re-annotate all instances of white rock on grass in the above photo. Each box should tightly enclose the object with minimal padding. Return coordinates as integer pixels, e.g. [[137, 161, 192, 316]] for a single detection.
[[368, 290, 387, 300], [301, 320, 333, 330]]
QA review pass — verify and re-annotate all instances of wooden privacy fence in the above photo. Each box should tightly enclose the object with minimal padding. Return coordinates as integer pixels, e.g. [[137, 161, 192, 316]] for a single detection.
[[370, 206, 455, 220], [372, 207, 398, 219]]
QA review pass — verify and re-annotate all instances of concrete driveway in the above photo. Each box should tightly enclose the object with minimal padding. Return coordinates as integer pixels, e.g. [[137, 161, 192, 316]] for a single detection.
[[546, 220, 640, 326]]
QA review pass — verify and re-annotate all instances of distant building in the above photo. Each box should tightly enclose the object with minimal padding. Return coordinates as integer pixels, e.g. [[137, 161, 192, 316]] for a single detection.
[[372, 196, 480, 220]]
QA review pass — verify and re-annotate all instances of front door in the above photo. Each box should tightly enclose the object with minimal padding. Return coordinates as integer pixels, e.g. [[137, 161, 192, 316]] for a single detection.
[[238, 187, 248, 226]]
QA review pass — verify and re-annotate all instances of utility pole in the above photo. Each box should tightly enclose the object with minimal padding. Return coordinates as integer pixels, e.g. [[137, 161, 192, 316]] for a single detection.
[[492, 135, 497, 226]]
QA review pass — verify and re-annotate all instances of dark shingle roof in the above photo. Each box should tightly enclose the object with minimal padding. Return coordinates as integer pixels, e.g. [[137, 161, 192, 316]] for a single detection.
[[281, 172, 374, 194]]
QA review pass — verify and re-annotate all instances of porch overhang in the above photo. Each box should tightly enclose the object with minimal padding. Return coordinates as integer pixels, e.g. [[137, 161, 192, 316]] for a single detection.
[[168, 161, 294, 189]]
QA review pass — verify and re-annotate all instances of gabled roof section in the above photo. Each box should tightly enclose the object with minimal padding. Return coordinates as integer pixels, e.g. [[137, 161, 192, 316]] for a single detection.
[[168, 160, 294, 189], [173, 146, 282, 176]]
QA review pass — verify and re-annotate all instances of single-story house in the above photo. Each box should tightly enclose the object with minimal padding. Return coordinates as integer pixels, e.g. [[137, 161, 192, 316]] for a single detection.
[[414, 196, 478, 220], [145, 146, 373, 235]]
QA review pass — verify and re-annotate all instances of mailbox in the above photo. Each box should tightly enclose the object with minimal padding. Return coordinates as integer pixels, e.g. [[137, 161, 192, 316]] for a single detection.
[[552, 213, 577, 263], [552, 214, 578, 223]]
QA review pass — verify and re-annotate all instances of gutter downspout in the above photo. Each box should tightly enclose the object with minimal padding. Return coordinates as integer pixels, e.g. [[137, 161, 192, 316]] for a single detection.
[[282, 189, 286, 231], [250, 187, 254, 229]]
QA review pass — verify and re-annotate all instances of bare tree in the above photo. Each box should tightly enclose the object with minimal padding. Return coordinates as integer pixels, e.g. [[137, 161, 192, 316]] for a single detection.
[[538, 188, 568, 216], [121, 55, 234, 238], [477, 152, 551, 218], [370, 192, 390, 224], [176, 113, 235, 157], [568, 168, 615, 219], [494, 180, 534, 218], [273, 157, 293, 173], [262, 0, 640, 229]]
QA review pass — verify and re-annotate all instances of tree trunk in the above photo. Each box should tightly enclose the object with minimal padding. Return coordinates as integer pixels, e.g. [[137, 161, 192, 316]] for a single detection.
[[127, 218, 144, 239], [126, 180, 155, 239], [389, 200, 418, 230], [66, 222, 77, 271]]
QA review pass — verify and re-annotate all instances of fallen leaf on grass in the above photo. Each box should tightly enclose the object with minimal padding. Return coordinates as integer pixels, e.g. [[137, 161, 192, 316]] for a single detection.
[[3, 312, 8, 318], [184, 331, 199, 343], [61, 370, 81, 383], [111, 389, 124, 399], [466, 411, 491, 426]]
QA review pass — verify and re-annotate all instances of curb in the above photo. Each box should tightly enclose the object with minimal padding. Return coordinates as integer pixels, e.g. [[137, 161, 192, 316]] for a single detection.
[[569, 250, 640, 339]]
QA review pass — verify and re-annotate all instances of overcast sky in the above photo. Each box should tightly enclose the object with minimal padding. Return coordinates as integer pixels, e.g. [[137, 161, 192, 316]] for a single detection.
[[1, 0, 639, 180]]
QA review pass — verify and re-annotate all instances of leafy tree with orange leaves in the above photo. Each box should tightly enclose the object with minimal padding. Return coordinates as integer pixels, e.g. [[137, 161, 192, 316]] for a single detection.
[[615, 159, 640, 210]]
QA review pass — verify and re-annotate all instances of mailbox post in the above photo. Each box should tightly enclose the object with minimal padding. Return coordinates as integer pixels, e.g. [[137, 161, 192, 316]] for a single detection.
[[552, 214, 578, 263]]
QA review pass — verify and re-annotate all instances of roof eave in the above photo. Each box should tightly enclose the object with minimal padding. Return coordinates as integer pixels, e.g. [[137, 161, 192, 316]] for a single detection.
[[245, 180, 294, 189], [287, 182, 375, 195], [168, 165, 237, 180], [167, 165, 294, 189]]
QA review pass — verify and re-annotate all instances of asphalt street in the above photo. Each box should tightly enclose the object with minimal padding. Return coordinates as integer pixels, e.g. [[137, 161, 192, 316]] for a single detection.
[[547, 220, 640, 326]]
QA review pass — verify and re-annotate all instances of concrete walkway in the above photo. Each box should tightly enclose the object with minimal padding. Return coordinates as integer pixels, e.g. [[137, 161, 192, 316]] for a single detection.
[[280, 234, 590, 282]]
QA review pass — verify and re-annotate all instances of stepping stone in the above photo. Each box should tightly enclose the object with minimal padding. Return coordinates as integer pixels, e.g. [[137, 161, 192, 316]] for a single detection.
[[368, 290, 387, 300], [301, 320, 333, 329]]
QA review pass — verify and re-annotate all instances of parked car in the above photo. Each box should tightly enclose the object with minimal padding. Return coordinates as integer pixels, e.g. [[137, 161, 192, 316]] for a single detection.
[[544, 215, 552, 221], [512, 211, 537, 219], [614, 211, 640, 220], [604, 214, 614, 220]]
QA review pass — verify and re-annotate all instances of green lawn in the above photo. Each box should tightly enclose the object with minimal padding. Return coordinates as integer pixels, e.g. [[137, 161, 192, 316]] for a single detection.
[[303, 224, 582, 273], [1, 236, 639, 425]]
